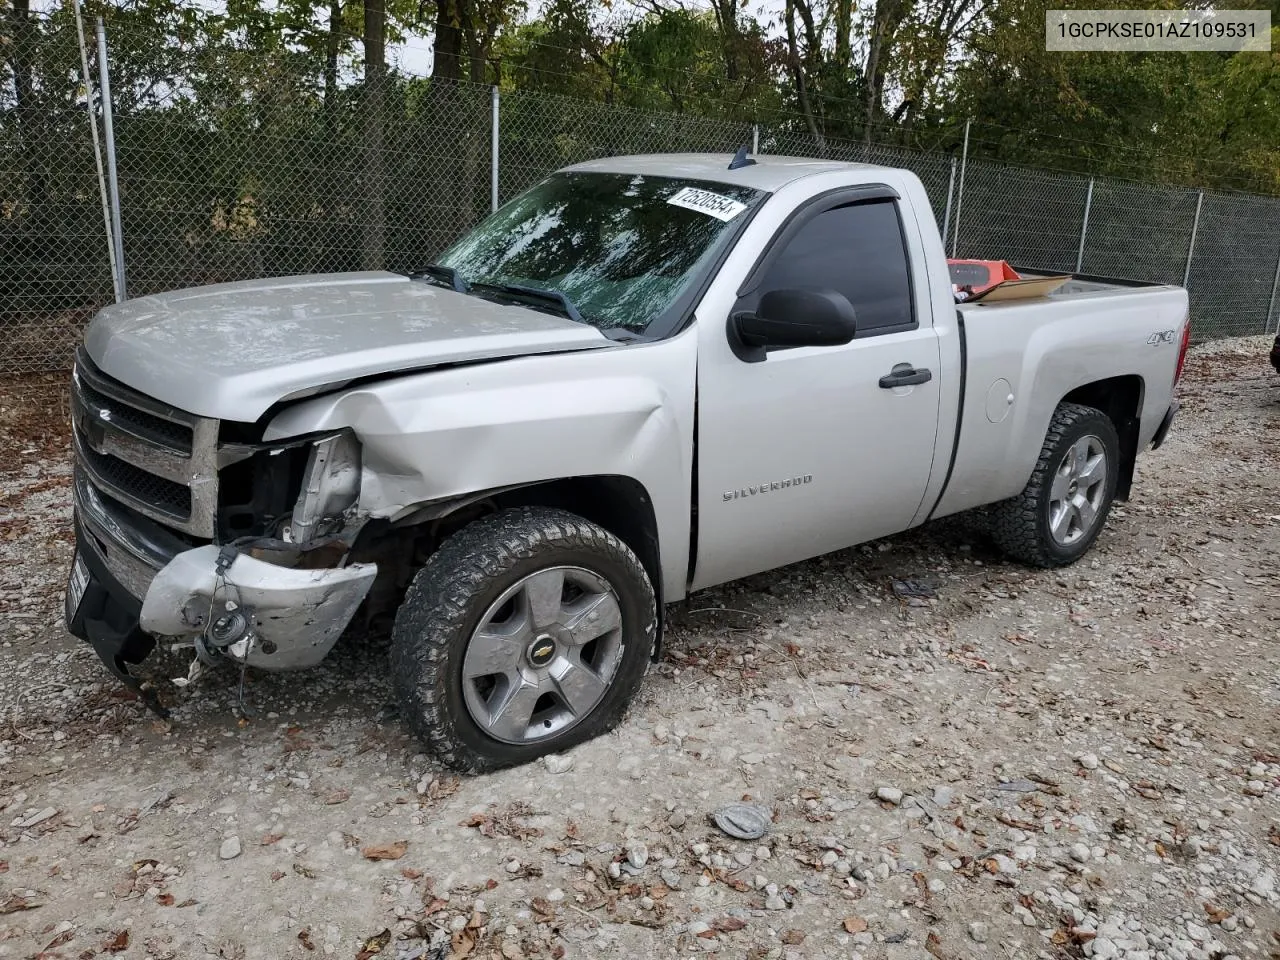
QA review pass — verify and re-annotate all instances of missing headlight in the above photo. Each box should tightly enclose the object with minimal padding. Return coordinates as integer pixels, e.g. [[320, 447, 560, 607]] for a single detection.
[[289, 431, 361, 543]]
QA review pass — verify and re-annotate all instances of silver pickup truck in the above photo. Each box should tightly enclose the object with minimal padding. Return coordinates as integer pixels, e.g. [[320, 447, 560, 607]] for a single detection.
[[65, 153, 1189, 770]]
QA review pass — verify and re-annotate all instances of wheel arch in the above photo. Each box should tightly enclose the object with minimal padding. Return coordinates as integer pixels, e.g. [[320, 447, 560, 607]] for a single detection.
[[1060, 374, 1144, 501], [412, 475, 665, 656]]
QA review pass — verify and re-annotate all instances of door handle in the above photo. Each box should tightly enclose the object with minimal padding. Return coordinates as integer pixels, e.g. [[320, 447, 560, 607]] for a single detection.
[[879, 364, 932, 388]]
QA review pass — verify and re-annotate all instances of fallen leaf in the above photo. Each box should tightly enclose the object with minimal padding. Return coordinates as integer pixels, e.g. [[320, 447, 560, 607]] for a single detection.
[[842, 917, 868, 934], [297, 927, 315, 951], [448, 929, 476, 960], [40, 929, 74, 952], [1204, 902, 1231, 924], [913, 871, 931, 901], [925, 931, 950, 960], [292, 863, 317, 879], [356, 928, 392, 959], [361, 841, 408, 861], [103, 930, 130, 953], [448, 913, 484, 960], [322, 789, 350, 805], [0, 893, 41, 914], [156, 893, 175, 906], [401, 867, 423, 880], [270, 871, 286, 882], [714, 917, 747, 933], [781, 929, 805, 945], [261, 833, 284, 846]]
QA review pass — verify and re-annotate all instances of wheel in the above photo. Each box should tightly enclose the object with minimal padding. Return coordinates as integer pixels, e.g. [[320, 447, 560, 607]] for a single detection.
[[987, 402, 1119, 568], [390, 506, 657, 772]]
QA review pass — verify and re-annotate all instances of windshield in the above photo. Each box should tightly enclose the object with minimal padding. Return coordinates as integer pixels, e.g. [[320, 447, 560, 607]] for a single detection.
[[434, 172, 763, 333]]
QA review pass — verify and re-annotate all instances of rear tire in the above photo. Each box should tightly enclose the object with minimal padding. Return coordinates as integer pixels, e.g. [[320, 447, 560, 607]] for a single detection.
[[987, 402, 1119, 568], [390, 507, 656, 773]]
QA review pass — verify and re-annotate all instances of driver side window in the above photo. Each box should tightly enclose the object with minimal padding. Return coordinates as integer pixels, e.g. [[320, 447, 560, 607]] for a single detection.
[[759, 199, 916, 337]]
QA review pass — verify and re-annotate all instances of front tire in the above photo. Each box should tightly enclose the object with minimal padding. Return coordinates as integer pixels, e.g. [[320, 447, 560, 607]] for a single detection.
[[987, 402, 1120, 568], [391, 507, 657, 772]]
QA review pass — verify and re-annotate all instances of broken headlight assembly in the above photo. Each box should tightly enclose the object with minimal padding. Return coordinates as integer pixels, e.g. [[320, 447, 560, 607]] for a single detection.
[[286, 430, 362, 544]]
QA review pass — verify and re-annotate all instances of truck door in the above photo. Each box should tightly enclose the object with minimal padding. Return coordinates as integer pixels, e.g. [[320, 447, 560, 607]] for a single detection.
[[692, 189, 942, 591]]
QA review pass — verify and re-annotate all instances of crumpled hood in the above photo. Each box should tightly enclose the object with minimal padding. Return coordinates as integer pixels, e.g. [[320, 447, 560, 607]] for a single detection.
[[85, 271, 611, 422]]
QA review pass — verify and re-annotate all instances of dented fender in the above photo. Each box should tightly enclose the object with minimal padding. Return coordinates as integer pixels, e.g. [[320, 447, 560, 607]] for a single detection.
[[261, 335, 698, 601]]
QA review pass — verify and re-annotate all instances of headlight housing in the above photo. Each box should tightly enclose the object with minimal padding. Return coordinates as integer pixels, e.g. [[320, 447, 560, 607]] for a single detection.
[[288, 430, 361, 543]]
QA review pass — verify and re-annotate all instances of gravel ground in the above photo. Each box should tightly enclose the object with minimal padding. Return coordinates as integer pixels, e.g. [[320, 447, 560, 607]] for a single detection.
[[0, 338, 1276, 960]]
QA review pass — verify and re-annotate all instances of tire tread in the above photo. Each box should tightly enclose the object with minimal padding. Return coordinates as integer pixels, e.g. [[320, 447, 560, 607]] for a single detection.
[[390, 507, 656, 773], [987, 402, 1118, 568]]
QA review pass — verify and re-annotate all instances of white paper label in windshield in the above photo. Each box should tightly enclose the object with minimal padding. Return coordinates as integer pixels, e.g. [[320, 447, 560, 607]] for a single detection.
[[666, 186, 747, 222]]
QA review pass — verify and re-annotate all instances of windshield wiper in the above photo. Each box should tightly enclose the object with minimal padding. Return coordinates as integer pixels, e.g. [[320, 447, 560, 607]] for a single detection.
[[412, 263, 470, 293], [477, 282, 586, 325]]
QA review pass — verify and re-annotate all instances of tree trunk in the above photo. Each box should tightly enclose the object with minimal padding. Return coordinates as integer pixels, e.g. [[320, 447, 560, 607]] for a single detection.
[[9, 0, 46, 209], [785, 0, 824, 151], [323, 0, 342, 123], [833, 0, 853, 72], [710, 0, 740, 82], [361, 0, 386, 270], [863, 0, 906, 143], [433, 0, 466, 83]]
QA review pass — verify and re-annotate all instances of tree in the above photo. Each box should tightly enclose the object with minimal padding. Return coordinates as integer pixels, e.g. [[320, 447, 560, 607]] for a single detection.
[[363, 0, 386, 269]]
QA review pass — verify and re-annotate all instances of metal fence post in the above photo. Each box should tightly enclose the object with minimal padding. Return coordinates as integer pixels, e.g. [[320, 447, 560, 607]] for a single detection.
[[1267, 243, 1280, 335], [950, 120, 970, 258], [752, 124, 759, 155], [941, 156, 957, 244], [490, 86, 500, 214], [71, 0, 121, 304], [1075, 178, 1094, 274], [1183, 190, 1203, 289], [96, 18, 127, 300]]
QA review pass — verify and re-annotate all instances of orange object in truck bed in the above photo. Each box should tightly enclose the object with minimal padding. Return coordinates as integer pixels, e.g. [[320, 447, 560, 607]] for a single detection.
[[947, 259, 1021, 296]]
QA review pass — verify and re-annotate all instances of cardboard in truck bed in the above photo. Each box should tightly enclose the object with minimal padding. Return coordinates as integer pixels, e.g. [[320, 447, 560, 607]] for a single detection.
[[967, 275, 1073, 302], [947, 258, 1072, 303]]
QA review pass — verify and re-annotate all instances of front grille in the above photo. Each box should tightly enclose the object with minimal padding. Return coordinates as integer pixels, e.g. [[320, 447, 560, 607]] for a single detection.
[[71, 349, 219, 539], [77, 439, 192, 519], [75, 369, 193, 454]]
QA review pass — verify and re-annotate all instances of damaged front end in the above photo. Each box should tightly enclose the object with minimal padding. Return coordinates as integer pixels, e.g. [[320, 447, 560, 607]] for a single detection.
[[140, 539, 376, 671], [137, 429, 378, 672], [67, 352, 379, 704]]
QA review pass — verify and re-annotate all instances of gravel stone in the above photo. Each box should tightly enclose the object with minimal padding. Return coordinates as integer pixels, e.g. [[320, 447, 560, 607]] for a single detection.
[[626, 842, 648, 869], [875, 786, 903, 805]]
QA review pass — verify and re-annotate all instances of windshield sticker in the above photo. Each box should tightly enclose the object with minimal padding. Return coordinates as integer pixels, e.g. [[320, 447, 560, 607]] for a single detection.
[[666, 186, 747, 222]]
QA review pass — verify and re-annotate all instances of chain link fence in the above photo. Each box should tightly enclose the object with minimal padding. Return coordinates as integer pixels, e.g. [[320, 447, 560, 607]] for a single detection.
[[3, 13, 1280, 375]]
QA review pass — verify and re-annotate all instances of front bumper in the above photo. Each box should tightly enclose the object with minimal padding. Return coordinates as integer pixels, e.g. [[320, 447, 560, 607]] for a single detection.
[[69, 469, 376, 675]]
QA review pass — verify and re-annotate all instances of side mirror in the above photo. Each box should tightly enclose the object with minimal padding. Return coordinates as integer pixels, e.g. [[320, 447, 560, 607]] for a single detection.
[[731, 288, 857, 361]]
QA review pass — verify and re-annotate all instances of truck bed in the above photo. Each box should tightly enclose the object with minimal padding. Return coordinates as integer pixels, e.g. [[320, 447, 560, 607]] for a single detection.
[[936, 273, 1188, 520]]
